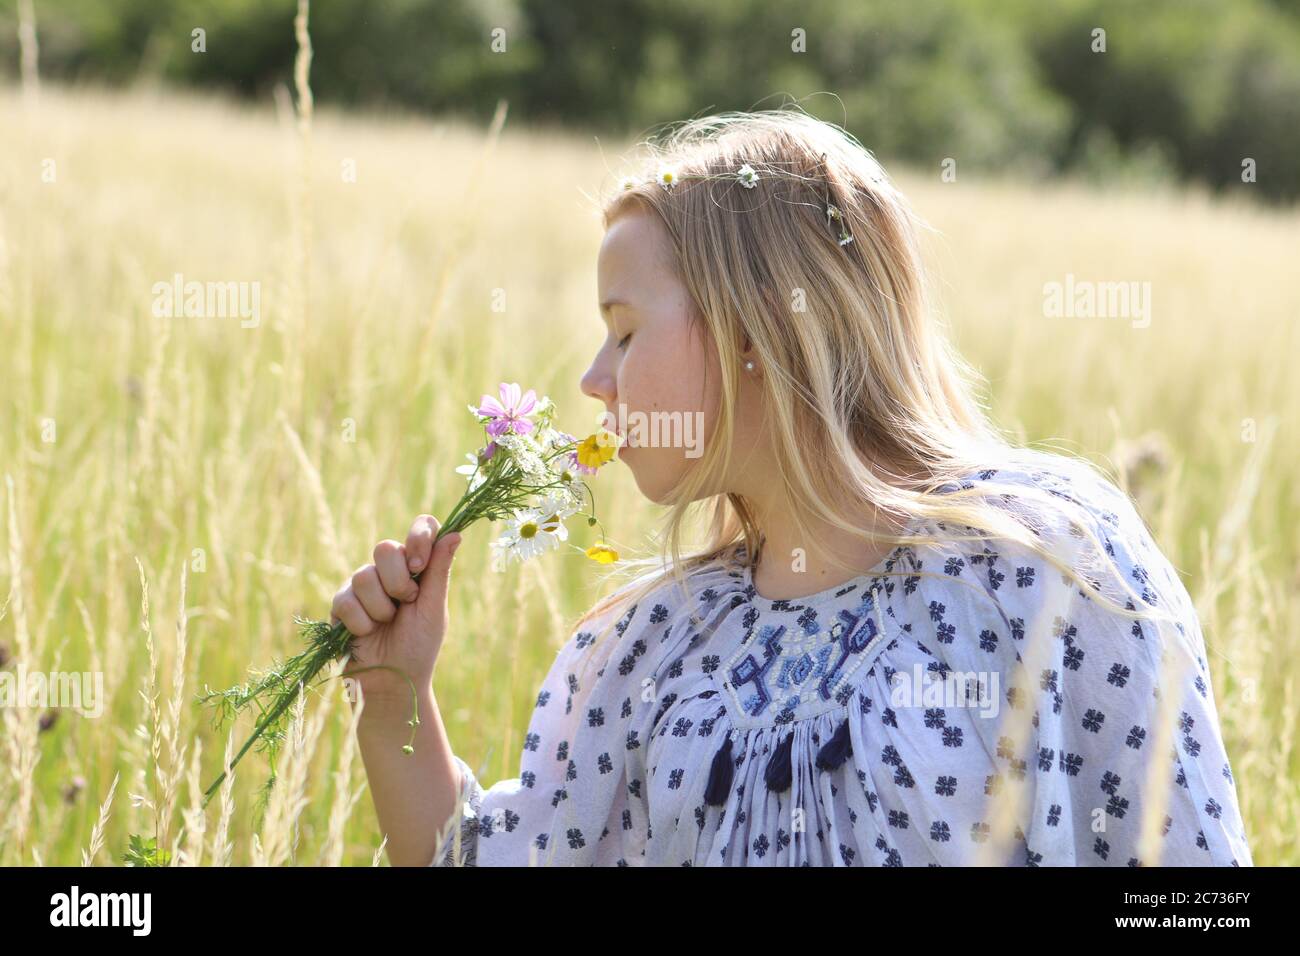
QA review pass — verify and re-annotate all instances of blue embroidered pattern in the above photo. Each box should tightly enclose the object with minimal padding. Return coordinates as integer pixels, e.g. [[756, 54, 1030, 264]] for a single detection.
[[724, 589, 889, 729]]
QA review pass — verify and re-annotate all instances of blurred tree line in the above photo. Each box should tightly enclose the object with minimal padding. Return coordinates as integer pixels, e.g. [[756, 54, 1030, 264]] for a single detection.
[[4, 0, 1299, 201]]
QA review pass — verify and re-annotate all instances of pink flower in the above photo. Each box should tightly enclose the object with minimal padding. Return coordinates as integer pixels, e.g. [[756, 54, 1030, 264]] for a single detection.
[[477, 382, 538, 438]]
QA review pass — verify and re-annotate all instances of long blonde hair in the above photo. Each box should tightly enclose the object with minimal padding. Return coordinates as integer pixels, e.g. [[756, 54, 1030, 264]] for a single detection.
[[572, 107, 1171, 662]]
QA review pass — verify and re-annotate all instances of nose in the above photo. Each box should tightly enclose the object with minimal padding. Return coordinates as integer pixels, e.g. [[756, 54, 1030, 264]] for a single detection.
[[579, 350, 617, 408]]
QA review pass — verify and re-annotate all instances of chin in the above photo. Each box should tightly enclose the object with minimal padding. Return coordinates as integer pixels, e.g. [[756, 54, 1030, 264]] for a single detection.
[[627, 459, 688, 506], [621, 453, 655, 499]]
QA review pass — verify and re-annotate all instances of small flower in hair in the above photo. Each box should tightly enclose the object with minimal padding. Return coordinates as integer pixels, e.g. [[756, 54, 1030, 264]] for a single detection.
[[618, 175, 640, 191], [657, 165, 680, 189], [736, 163, 759, 188], [826, 203, 853, 246]]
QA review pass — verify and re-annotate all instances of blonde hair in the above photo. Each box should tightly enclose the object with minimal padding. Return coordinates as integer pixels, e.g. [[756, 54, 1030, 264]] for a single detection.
[[571, 107, 1174, 668]]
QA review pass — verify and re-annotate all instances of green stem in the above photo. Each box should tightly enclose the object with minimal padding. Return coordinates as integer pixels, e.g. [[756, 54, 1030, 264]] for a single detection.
[[201, 653, 326, 808]]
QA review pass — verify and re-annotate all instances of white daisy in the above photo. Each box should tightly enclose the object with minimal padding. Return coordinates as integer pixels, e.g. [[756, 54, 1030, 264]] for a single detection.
[[618, 175, 640, 191], [490, 507, 565, 571], [534, 489, 580, 526], [454, 451, 479, 475], [454, 452, 488, 492], [737, 163, 759, 188], [657, 165, 680, 189]]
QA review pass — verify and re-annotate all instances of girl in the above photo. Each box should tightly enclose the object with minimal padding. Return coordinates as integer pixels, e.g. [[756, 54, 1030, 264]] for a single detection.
[[338, 110, 1252, 867]]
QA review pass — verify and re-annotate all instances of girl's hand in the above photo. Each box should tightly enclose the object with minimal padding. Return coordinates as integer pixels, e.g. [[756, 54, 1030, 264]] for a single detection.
[[332, 515, 463, 707]]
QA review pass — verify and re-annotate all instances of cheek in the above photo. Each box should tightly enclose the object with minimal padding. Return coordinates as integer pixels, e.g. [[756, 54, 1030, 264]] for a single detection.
[[682, 347, 718, 425], [623, 329, 715, 416], [680, 327, 721, 428], [617, 338, 664, 411], [623, 334, 719, 476]]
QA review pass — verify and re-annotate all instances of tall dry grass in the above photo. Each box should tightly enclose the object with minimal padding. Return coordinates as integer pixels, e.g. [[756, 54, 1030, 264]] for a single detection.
[[0, 78, 1295, 864]]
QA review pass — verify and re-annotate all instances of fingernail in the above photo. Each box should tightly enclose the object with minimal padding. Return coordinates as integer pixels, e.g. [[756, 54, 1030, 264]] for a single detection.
[[450, 535, 462, 555], [410, 556, 424, 572]]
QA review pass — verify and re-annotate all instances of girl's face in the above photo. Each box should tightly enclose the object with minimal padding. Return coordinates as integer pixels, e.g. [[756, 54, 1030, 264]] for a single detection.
[[581, 206, 736, 504]]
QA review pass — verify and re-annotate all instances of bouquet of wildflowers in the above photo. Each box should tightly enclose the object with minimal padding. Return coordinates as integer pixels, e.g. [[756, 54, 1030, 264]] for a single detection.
[[198, 382, 622, 807]]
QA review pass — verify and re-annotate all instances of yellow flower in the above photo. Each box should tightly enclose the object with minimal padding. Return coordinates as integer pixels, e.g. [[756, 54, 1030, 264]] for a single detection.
[[576, 432, 617, 469], [585, 542, 619, 565]]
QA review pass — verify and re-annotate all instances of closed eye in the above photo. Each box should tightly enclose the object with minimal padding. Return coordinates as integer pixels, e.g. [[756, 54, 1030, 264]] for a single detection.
[[617, 332, 632, 349]]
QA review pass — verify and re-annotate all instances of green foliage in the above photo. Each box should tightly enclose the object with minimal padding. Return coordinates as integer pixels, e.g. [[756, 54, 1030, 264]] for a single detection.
[[123, 833, 172, 867], [1017, 0, 1300, 199], [2, 0, 1297, 199]]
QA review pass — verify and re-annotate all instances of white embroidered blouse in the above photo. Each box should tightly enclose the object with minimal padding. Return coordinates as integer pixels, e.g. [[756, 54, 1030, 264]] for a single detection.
[[430, 457, 1253, 866]]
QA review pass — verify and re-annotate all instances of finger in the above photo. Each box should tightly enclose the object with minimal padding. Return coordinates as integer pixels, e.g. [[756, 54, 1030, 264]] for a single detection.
[[330, 586, 350, 627], [374, 539, 418, 602], [405, 514, 440, 574], [415, 529, 463, 618], [352, 565, 397, 623], [332, 590, 376, 637]]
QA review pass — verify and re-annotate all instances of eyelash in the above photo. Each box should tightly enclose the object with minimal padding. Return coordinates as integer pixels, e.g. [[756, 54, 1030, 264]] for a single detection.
[[617, 332, 632, 350]]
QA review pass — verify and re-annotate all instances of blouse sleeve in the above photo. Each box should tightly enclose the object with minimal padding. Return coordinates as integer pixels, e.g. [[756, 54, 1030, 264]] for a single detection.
[[935, 500, 1253, 866], [430, 594, 658, 866]]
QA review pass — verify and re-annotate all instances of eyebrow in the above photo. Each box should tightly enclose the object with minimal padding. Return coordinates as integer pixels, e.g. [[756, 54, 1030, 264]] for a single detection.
[[599, 297, 631, 315]]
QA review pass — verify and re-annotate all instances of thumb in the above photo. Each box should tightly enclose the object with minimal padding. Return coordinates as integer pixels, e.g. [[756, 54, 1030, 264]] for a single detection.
[[415, 531, 462, 620]]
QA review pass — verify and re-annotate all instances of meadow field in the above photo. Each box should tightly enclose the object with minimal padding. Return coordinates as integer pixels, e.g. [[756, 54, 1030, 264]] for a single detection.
[[1, 84, 1296, 866]]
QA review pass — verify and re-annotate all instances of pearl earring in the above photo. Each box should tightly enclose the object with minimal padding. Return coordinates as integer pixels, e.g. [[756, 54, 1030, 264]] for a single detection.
[[744, 361, 754, 371]]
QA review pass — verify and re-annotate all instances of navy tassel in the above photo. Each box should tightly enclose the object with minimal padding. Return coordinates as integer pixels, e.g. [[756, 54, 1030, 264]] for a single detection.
[[703, 731, 735, 806], [815, 717, 853, 772], [764, 732, 795, 794]]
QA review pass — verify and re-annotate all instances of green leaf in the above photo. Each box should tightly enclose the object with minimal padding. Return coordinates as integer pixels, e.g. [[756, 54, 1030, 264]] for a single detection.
[[123, 833, 173, 867]]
